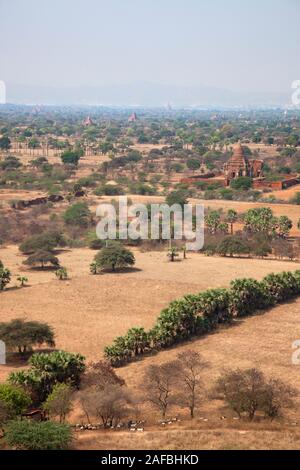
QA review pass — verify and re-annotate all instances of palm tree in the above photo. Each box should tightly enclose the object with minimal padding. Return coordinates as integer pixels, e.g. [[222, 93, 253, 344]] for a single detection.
[[17, 276, 28, 287], [167, 247, 179, 262], [226, 209, 238, 235]]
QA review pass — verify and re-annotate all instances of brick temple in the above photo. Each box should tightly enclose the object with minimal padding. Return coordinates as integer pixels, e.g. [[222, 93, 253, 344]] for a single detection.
[[223, 143, 263, 186]]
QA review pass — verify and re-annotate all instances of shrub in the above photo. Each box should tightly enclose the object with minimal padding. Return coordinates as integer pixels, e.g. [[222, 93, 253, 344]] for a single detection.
[[61, 149, 83, 166], [19, 231, 65, 254], [55, 267, 68, 280], [230, 176, 252, 190], [0, 384, 31, 416], [0, 260, 11, 291], [0, 319, 55, 355], [63, 202, 91, 227], [5, 420, 73, 450]]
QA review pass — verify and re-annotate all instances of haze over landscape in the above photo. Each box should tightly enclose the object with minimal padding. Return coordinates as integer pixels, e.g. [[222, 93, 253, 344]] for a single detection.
[[0, 0, 299, 106]]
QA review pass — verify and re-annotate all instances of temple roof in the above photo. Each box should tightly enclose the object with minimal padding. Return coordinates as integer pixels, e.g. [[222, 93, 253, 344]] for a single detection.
[[229, 143, 248, 165]]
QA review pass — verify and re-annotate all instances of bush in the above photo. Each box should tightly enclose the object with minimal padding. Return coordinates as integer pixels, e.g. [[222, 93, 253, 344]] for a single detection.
[[63, 202, 91, 227], [0, 384, 31, 416], [230, 176, 252, 190], [0, 260, 11, 291], [5, 420, 73, 450], [0, 319, 55, 355], [61, 149, 83, 166], [19, 231, 65, 254]]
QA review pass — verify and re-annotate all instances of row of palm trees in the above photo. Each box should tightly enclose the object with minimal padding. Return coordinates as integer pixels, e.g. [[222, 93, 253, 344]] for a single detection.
[[104, 270, 300, 367]]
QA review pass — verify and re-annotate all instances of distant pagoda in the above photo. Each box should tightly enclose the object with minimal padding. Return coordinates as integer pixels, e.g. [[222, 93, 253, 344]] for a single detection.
[[83, 116, 94, 126], [128, 112, 137, 122]]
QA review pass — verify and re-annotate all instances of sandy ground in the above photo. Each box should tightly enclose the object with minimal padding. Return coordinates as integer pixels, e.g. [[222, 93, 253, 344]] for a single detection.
[[0, 189, 46, 202], [268, 184, 300, 201]]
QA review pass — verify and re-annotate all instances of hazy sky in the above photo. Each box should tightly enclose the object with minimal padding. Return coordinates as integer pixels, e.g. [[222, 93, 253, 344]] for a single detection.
[[0, 0, 299, 93]]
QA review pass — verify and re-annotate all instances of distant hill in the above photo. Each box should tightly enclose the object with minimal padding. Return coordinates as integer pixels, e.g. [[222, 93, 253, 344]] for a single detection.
[[6, 81, 290, 107]]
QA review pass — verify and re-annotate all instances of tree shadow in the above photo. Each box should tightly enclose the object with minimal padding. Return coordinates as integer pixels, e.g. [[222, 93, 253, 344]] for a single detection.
[[99, 267, 143, 274], [4, 347, 59, 367]]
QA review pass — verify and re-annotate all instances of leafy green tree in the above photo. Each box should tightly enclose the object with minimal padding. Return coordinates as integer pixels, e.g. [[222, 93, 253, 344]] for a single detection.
[[43, 383, 73, 423], [61, 149, 83, 166], [0, 319, 55, 355], [243, 207, 278, 236], [23, 250, 60, 269], [186, 159, 200, 172], [63, 202, 91, 227], [9, 351, 85, 402], [94, 243, 135, 272], [166, 190, 188, 208], [0, 136, 11, 150], [5, 420, 73, 450], [0, 383, 31, 416], [0, 260, 11, 291]]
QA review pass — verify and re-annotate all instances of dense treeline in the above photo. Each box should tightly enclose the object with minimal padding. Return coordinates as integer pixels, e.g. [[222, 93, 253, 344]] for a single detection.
[[104, 270, 300, 366]]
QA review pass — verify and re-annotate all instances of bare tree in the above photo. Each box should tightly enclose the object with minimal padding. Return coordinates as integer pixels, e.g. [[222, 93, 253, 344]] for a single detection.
[[141, 361, 178, 419], [213, 368, 297, 421], [175, 350, 208, 418], [261, 378, 297, 420], [79, 384, 134, 427], [81, 360, 125, 390]]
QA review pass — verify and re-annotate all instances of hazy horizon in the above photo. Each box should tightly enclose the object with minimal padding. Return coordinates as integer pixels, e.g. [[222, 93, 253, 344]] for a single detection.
[[1, 0, 300, 105]]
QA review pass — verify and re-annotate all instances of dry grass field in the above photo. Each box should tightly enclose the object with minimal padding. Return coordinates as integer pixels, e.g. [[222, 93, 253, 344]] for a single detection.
[[1, 242, 300, 449]]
